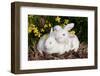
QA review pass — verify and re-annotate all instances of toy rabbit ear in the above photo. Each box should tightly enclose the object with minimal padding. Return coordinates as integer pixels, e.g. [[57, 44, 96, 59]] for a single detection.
[[64, 23, 74, 31]]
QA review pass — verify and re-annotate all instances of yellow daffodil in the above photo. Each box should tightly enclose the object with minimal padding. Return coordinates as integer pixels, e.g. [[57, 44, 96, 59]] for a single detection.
[[28, 24, 36, 33], [55, 16, 61, 23], [64, 19, 69, 24], [46, 20, 48, 23], [28, 27, 33, 33], [44, 24, 48, 28], [38, 33, 41, 37], [33, 27, 39, 33], [30, 24, 35, 27], [69, 31, 75, 36], [48, 23, 51, 27], [41, 28, 45, 32], [34, 32, 41, 38], [34, 33, 38, 36]]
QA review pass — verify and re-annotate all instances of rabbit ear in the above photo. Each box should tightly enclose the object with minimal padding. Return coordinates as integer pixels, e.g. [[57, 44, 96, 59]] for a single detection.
[[50, 28, 53, 36], [54, 25, 62, 31], [64, 23, 74, 31], [50, 28, 53, 33]]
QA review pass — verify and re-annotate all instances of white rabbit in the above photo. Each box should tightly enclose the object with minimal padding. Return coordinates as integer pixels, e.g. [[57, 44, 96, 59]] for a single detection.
[[53, 23, 79, 52], [64, 23, 80, 52], [37, 28, 66, 54], [54, 23, 74, 43], [37, 23, 80, 55], [69, 32, 80, 52], [45, 28, 67, 54], [37, 34, 48, 54], [53, 23, 74, 52], [65, 23, 80, 52]]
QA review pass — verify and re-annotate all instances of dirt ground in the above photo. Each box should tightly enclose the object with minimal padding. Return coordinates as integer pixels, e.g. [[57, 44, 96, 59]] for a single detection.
[[28, 42, 88, 60]]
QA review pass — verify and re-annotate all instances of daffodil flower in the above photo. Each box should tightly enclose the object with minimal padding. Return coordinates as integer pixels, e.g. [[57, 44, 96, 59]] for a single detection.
[[69, 31, 75, 36], [33, 27, 39, 33], [44, 24, 48, 28], [28, 27, 33, 33], [38, 33, 41, 37], [55, 16, 61, 23], [48, 23, 51, 27], [46, 20, 48, 23], [28, 24, 36, 33], [64, 19, 69, 24], [33, 29, 38, 33], [41, 28, 45, 32], [30, 24, 35, 27], [34, 33, 38, 36]]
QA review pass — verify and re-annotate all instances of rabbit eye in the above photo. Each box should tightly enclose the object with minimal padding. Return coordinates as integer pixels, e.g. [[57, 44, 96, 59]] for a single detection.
[[62, 33, 66, 36]]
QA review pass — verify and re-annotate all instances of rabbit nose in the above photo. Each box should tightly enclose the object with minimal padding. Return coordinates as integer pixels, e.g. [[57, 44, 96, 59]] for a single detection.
[[63, 33, 65, 36]]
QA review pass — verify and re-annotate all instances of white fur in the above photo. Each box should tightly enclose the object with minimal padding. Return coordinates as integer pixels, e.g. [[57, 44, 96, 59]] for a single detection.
[[64, 23, 74, 31], [54, 28, 71, 52], [54, 23, 80, 52], [44, 36, 65, 54], [54, 25, 62, 31], [37, 23, 80, 54], [37, 34, 48, 54], [69, 35, 80, 52], [37, 28, 67, 54]]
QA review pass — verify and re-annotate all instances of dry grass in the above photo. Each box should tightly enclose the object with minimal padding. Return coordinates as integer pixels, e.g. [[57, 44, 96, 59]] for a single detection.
[[28, 42, 88, 60]]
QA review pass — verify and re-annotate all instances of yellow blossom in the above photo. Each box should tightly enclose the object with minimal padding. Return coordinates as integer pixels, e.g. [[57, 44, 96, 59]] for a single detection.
[[69, 31, 75, 36], [44, 24, 48, 28], [55, 16, 61, 23], [46, 20, 48, 23], [38, 33, 41, 37], [33, 27, 39, 33], [41, 28, 45, 32], [30, 24, 35, 27], [64, 19, 69, 24], [34, 33, 38, 36], [28, 24, 36, 33], [28, 27, 33, 33], [34, 32, 41, 38], [48, 23, 51, 27]]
